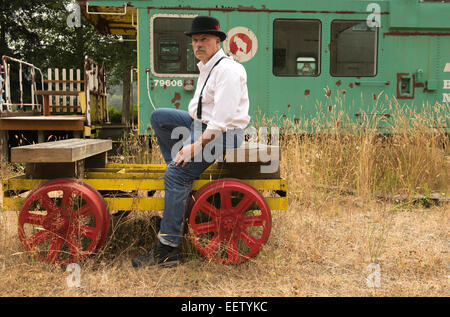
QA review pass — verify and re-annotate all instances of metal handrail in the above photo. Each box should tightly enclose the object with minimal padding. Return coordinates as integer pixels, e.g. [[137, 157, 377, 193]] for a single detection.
[[1, 55, 45, 113]]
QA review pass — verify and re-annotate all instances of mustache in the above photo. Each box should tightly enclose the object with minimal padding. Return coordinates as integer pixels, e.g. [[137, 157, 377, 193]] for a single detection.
[[195, 47, 206, 52]]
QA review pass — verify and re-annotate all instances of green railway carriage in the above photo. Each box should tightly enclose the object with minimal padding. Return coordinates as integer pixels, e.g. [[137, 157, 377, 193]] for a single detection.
[[80, 0, 450, 134]]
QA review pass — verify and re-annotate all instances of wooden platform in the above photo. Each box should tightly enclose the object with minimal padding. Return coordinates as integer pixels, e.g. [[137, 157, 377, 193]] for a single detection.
[[11, 138, 111, 163], [11, 138, 112, 179], [0, 115, 86, 131], [220, 141, 281, 179], [224, 141, 279, 163]]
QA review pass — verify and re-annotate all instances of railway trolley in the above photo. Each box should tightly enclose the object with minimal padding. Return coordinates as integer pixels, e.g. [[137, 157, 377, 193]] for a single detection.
[[1, 138, 287, 265]]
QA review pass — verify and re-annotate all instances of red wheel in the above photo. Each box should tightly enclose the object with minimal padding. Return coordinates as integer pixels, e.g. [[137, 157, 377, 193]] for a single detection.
[[188, 179, 272, 264], [18, 179, 105, 265], [76, 181, 110, 252], [36, 179, 110, 253]]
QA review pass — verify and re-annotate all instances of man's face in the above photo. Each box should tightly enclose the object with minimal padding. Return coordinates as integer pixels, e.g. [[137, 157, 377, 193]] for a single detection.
[[191, 33, 220, 64]]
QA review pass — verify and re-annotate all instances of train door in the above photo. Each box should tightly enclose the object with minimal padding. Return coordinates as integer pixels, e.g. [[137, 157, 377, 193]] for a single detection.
[[268, 16, 323, 128]]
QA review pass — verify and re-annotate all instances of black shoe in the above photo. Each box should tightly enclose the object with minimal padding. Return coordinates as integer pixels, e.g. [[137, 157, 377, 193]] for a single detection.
[[132, 241, 181, 268]]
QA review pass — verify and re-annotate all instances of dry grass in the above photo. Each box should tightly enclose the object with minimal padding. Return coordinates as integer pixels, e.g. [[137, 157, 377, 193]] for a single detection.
[[0, 198, 447, 297], [0, 97, 448, 297]]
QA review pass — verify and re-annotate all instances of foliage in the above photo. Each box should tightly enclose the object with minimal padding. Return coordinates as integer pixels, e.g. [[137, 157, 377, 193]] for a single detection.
[[1, 1, 136, 90], [108, 105, 138, 124]]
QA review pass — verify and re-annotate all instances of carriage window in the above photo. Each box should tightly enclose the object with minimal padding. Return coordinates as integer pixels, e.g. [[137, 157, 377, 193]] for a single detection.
[[273, 19, 321, 76], [330, 20, 378, 77], [153, 17, 199, 75]]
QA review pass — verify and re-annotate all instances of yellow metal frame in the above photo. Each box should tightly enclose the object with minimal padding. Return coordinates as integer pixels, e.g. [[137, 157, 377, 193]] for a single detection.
[[2, 163, 288, 213]]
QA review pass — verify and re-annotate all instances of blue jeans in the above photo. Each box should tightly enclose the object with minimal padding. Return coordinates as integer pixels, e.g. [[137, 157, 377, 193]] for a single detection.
[[150, 108, 244, 247]]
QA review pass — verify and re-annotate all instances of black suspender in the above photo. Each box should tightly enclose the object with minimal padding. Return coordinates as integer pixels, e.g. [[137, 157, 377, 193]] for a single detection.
[[197, 56, 227, 120]]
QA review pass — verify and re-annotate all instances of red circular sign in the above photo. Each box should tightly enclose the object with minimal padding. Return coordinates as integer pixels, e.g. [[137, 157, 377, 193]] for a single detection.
[[229, 33, 252, 55]]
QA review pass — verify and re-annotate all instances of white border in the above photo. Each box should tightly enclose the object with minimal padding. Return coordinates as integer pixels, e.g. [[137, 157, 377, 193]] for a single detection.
[[149, 13, 199, 78], [224, 26, 259, 63]]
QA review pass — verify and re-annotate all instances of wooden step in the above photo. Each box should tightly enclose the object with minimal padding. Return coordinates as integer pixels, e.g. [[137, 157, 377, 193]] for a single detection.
[[11, 138, 111, 163], [11, 138, 112, 179]]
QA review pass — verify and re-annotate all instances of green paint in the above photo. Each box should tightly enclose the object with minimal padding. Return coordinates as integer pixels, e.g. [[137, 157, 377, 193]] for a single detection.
[[88, 0, 450, 134]]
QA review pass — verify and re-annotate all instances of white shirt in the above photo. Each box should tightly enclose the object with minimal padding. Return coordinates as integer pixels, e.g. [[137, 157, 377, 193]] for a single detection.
[[188, 49, 250, 132]]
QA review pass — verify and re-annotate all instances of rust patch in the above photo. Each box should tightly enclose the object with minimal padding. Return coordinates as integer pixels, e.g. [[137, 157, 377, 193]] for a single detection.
[[336, 80, 342, 87], [287, 104, 291, 109], [304, 89, 310, 96], [326, 90, 331, 97], [171, 92, 181, 109], [355, 82, 361, 87], [349, 83, 354, 89], [328, 106, 333, 112], [294, 118, 301, 124], [171, 92, 181, 104]]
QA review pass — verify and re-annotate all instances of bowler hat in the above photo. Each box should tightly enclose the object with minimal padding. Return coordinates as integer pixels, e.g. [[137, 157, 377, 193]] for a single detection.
[[184, 16, 227, 42]]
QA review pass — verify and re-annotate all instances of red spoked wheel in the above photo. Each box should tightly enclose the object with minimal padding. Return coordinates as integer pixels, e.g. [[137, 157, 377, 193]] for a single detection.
[[78, 181, 110, 252], [188, 179, 272, 264], [18, 179, 106, 265]]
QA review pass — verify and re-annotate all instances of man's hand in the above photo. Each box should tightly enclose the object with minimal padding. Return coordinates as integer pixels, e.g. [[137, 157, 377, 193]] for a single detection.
[[173, 141, 202, 167]]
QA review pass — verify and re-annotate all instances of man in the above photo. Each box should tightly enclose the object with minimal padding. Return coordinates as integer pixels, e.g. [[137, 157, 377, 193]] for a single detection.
[[132, 16, 250, 268]]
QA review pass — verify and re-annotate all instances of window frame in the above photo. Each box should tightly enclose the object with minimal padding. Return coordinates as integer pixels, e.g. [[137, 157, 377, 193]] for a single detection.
[[329, 19, 379, 78], [272, 18, 322, 77], [150, 13, 199, 78]]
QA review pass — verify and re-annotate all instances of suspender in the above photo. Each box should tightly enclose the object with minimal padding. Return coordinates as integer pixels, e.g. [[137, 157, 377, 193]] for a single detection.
[[197, 56, 227, 120]]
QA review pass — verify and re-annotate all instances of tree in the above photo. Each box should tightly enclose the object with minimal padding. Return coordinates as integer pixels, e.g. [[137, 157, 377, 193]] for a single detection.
[[1, 1, 136, 124], [0, 0, 47, 59]]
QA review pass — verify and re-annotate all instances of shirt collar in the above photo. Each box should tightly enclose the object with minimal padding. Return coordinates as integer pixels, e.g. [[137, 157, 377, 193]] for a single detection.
[[197, 49, 226, 73]]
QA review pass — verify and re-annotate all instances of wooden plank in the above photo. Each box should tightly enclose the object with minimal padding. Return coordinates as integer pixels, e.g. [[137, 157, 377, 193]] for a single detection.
[[25, 161, 85, 179], [43, 79, 84, 84], [43, 95, 50, 116], [0, 130, 8, 162], [54, 68, 59, 112], [0, 116, 85, 131], [47, 69, 52, 107], [0, 116, 86, 121], [224, 142, 280, 163], [69, 69, 74, 112], [62, 68, 67, 113], [34, 90, 79, 96], [10, 138, 112, 163], [2, 196, 287, 212], [77, 69, 81, 112], [3, 176, 286, 193]]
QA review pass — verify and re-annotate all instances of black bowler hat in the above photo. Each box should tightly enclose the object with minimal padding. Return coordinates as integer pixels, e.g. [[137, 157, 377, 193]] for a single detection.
[[184, 16, 227, 42]]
